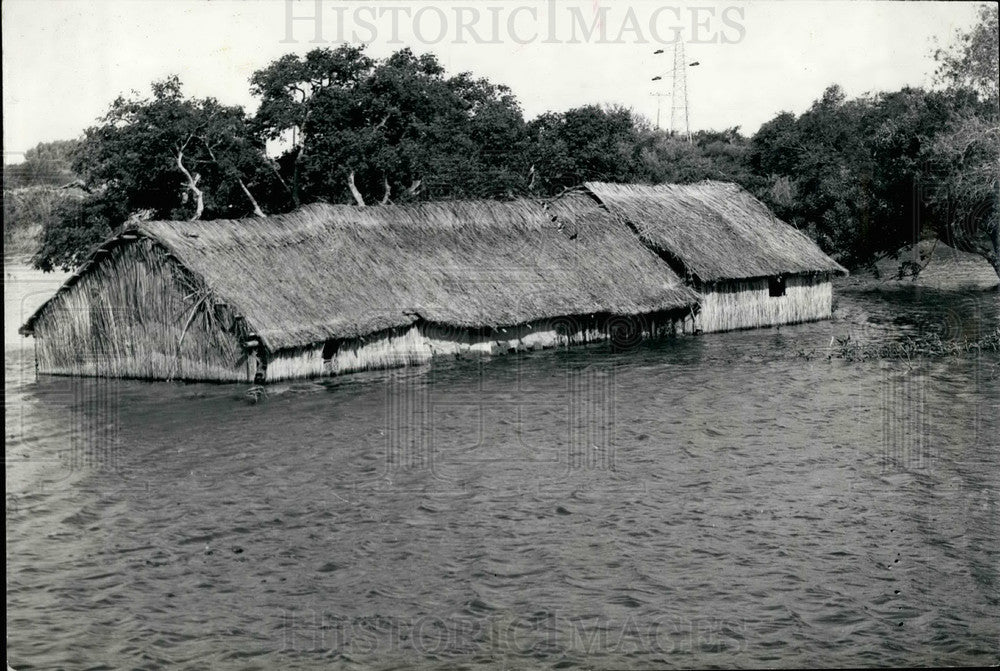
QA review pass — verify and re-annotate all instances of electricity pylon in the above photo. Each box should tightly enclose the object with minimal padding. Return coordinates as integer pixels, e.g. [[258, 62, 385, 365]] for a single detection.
[[670, 40, 691, 142], [650, 42, 697, 143]]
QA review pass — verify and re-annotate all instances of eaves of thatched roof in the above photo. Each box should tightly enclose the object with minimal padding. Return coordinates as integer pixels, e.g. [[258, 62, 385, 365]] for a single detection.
[[22, 194, 697, 352], [586, 181, 848, 283]]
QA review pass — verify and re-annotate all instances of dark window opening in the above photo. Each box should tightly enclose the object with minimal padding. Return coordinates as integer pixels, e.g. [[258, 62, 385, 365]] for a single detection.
[[321, 339, 341, 361], [768, 276, 786, 297]]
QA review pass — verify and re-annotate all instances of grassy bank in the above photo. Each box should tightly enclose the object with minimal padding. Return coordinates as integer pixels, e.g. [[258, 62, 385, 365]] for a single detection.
[[849, 240, 999, 292]]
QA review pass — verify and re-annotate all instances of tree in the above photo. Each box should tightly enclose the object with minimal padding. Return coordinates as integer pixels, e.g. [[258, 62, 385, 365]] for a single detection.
[[251, 45, 375, 207], [251, 46, 531, 205], [633, 124, 757, 189], [32, 192, 126, 272], [748, 86, 878, 265], [921, 111, 1000, 277], [744, 85, 988, 268], [925, 4, 999, 277], [33, 77, 273, 271], [382, 62, 530, 199], [76, 76, 269, 220], [528, 105, 641, 194], [934, 4, 999, 102]]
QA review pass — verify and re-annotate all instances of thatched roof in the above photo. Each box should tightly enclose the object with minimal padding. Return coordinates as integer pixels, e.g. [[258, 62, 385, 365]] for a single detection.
[[23, 194, 697, 352], [586, 181, 848, 283]]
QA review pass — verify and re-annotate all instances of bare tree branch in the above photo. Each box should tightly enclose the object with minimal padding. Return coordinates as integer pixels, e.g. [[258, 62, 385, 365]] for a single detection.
[[175, 141, 204, 221], [380, 176, 391, 205], [199, 137, 266, 217], [348, 170, 366, 206], [238, 180, 267, 217]]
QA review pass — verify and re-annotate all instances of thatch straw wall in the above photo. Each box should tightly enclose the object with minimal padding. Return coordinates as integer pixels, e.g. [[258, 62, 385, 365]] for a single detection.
[[266, 311, 695, 381], [30, 239, 248, 380], [696, 274, 833, 333]]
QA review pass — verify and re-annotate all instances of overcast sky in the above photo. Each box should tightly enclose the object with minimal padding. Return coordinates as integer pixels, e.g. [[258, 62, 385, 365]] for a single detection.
[[1, 0, 986, 161]]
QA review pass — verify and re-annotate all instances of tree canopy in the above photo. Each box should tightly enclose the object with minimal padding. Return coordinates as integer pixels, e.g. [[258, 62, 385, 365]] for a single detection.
[[925, 3, 999, 275], [75, 75, 270, 221], [252, 46, 531, 205], [934, 4, 999, 101], [19, 7, 1000, 277]]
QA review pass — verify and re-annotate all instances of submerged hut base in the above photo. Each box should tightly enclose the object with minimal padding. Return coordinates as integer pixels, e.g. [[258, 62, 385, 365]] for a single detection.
[[265, 312, 695, 382], [695, 275, 833, 333], [34, 311, 695, 383]]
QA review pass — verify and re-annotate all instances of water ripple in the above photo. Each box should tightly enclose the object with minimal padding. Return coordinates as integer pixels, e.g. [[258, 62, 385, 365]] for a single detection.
[[6, 266, 1000, 669]]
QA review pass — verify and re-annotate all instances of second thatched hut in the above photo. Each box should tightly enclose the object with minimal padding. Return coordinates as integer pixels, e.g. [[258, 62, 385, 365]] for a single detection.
[[586, 181, 848, 333]]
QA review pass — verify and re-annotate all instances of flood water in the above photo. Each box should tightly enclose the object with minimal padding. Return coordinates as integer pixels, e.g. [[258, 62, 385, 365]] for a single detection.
[[5, 261, 999, 669]]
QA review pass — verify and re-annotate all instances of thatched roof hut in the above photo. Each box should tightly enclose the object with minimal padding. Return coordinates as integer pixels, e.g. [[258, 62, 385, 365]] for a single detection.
[[21, 194, 698, 381], [586, 181, 847, 282], [586, 181, 847, 332]]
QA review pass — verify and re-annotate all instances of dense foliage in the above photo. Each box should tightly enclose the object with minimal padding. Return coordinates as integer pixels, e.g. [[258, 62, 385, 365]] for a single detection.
[[12, 6, 997, 275], [251, 46, 532, 206], [748, 85, 996, 269]]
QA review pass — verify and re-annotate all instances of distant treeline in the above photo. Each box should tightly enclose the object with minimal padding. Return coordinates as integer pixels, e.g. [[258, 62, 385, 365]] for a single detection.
[[5, 6, 996, 275], [3, 139, 86, 257]]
